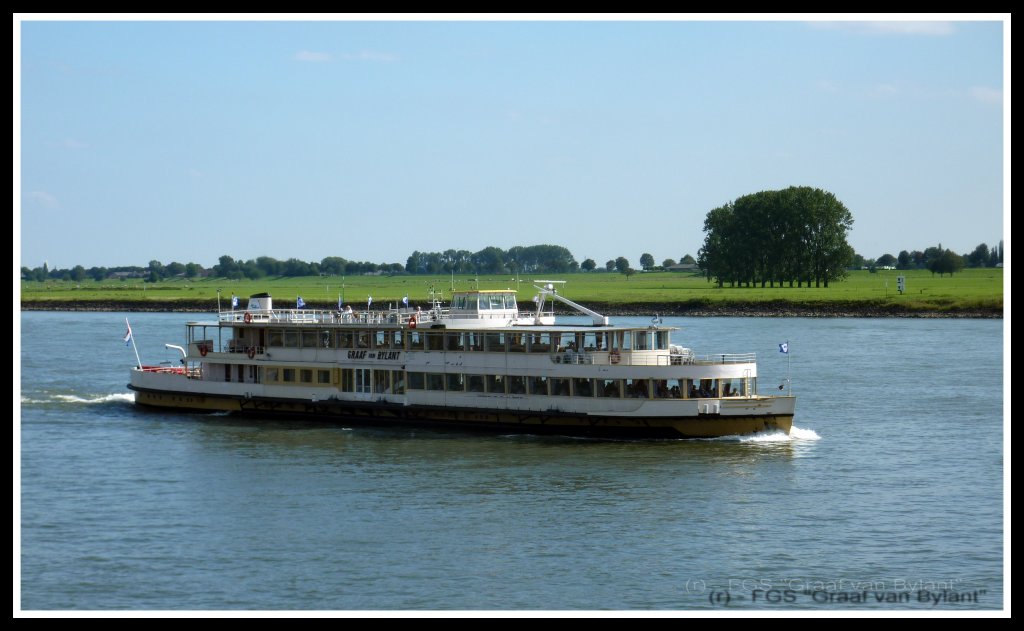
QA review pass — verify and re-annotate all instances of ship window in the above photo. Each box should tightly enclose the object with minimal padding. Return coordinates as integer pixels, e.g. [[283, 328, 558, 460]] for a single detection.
[[446, 333, 464, 351], [550, 378, 570, 396], [300, 369, 313, 383], [466, 375, 485, 393], [503, 294, 517, 309], [341, 369, 354, 391], [266, 367, 279, 382], [653, 379, 682, 399], [407, 330, 425, 350], [465, 332, 484, 351], [392, 330, 404, 349], [425, 333, 444, 351], [322, 331, 333, 349], [484, 332, 506, 352], [318, 370, 331, 384], [477, 295, 489, 311], [485, 374, 506, 394], [528, 333, 551, 353], [426, 373, 445, 391], [407, 372, 425, 390], [529, 376, 549, 396], [508, 375, 527, 394], [655, 331, 669, 350], [466, 295, 478, 311], [698, 379, 717, 398], [282, 368, 296, 382], [596, 379, 621, 398], [446, 374, 465, 392], [634, 331, 649, 351], [337, 331, 354, 349], [301, 331, 318, 348], [374, 370, 391, 394], [489, 295, 504, 310], [355, 369, 371, 394], [573, 378, 593, 397], [625, 378, 649, 398], [355, 331, 370, 348], [722, 378, 744, 397], [284, 330, 299, 347], [391, 371, 406, 394], [375, 331, 390, 349], [509, 334, 527, 353], [268, 330, 284, 347]]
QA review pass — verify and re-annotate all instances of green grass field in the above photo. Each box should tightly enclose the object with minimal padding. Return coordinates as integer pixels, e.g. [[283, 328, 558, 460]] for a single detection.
[[20, 269, 1003, 313]]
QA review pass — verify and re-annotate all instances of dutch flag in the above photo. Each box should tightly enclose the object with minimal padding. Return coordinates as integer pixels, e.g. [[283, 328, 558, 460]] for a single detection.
[[402, 295, 409, 307], [231, 295, 239, 309], [296, 296, 306, 309], [123, 321, 133, 346]]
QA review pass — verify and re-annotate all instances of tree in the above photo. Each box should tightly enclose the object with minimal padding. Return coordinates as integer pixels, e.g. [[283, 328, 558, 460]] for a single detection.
[[875, 254, 897, 268], [639, 253, 655, 270], [897, 250, 911, 270], [680, 254, 696, 265], [662, 258, 676, 268], [71, 265, 87, 282], [698, 186, 854, 288], [581, 258, 596, 272], [185, 262, 201, 278], [624, 268, 636, 280], [605, 260, 616, 272], [928, 249, 965, 277], [967, 243, 990, 268], [615, 257, 630, 274]]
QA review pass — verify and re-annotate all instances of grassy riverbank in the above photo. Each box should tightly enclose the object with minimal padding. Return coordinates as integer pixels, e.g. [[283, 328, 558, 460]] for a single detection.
[[20, 269, 1003, 316]]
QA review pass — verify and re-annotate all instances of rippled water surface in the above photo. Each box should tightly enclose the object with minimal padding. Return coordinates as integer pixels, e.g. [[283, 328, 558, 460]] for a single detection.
[[19, 312, 1003, 610]]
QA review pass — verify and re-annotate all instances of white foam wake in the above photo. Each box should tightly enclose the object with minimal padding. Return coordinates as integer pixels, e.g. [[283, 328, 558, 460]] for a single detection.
[[51, 393, 135, 404]]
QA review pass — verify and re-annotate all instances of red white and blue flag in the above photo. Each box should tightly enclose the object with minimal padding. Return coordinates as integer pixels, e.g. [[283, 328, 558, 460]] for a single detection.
[[123, 320, 133, 346]]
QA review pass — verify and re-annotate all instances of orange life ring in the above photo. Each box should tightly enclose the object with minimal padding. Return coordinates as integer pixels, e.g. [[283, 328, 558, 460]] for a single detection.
[[248, 347, 256, 359], [408, 316, 417, 329], [609, 350, 620, 365], [199, 344, 208, 357], [243, 312, 252, 323]]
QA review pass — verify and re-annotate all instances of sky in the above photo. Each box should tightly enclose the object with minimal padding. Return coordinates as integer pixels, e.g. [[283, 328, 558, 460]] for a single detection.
[[17, 16, 1007, 271]]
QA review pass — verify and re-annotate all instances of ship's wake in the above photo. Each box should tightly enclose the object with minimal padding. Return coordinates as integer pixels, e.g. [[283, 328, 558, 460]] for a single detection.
[[21, 393, 135, 405]]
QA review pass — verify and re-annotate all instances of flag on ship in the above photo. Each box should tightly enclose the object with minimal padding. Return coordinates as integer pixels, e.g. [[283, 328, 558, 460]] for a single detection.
[[296, 296, 305, 309]]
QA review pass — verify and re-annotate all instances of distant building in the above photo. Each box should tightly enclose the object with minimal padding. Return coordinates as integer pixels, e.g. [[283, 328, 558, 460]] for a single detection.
[[666, 263, 699, 272]]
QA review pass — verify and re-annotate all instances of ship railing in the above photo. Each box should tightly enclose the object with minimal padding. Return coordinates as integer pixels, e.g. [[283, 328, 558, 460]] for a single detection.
[[600, 352, 757, 366], [551, 352, 595, 365]]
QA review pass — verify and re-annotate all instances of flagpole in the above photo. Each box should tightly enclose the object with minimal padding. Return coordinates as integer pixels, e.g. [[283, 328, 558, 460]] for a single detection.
[[787, 339, 792, 396], [127, 317, 142, 368]]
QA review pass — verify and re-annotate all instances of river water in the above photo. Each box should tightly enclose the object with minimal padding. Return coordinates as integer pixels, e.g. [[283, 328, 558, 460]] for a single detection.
[[18, 312, 1004, 611]]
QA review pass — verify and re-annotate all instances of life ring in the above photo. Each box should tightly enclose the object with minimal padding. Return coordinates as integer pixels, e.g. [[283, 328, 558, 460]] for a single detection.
[[609, 350, 620, 365], [248, 347, 256, 359], [408, 316, 417, 329], [243, 312, 252, 323], [199, 344, 208, 357]]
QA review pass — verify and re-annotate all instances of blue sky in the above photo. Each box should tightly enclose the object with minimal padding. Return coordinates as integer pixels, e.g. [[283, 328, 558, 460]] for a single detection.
[[17, 17, 1006, 270]]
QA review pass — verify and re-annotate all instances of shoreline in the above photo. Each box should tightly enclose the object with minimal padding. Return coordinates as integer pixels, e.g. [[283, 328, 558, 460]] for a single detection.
[[19, 299, 1003, 318]]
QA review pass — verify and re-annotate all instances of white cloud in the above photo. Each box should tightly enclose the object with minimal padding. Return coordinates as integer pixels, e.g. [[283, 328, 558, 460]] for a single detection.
[[969, 86, 1002, 105], [294, 50, 332, 63], [812, 21, 955, 36], [26, 191, 59, 209], [340, 50, 398, 63]]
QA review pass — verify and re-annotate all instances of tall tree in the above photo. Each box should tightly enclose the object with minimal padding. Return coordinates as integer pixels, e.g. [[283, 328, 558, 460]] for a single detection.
[[639, 253, 655, 270]]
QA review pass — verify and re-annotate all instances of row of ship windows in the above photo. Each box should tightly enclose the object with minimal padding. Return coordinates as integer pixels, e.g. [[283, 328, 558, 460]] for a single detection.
[[255, 328, 669, 352], [254, 366, 749, 398]]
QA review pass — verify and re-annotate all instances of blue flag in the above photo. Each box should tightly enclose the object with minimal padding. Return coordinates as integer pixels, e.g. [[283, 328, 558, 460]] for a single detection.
[[402, 295, 409, 307], [779, 342, 789, 354], [231, 295, 239, 309], [367, 296, 373, 308], [296, 296, 305, 309], [338, 295, 343, 310]]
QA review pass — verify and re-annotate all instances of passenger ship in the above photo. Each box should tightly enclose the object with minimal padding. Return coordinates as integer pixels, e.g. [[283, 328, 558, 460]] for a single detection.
[[128, 284, 795, 438]]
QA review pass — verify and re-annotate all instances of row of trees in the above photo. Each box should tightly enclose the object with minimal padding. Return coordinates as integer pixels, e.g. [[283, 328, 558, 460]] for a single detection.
[[697, 186, 855, 288], [853, 241, 1002, 272], [404, 245, 578, 275]]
